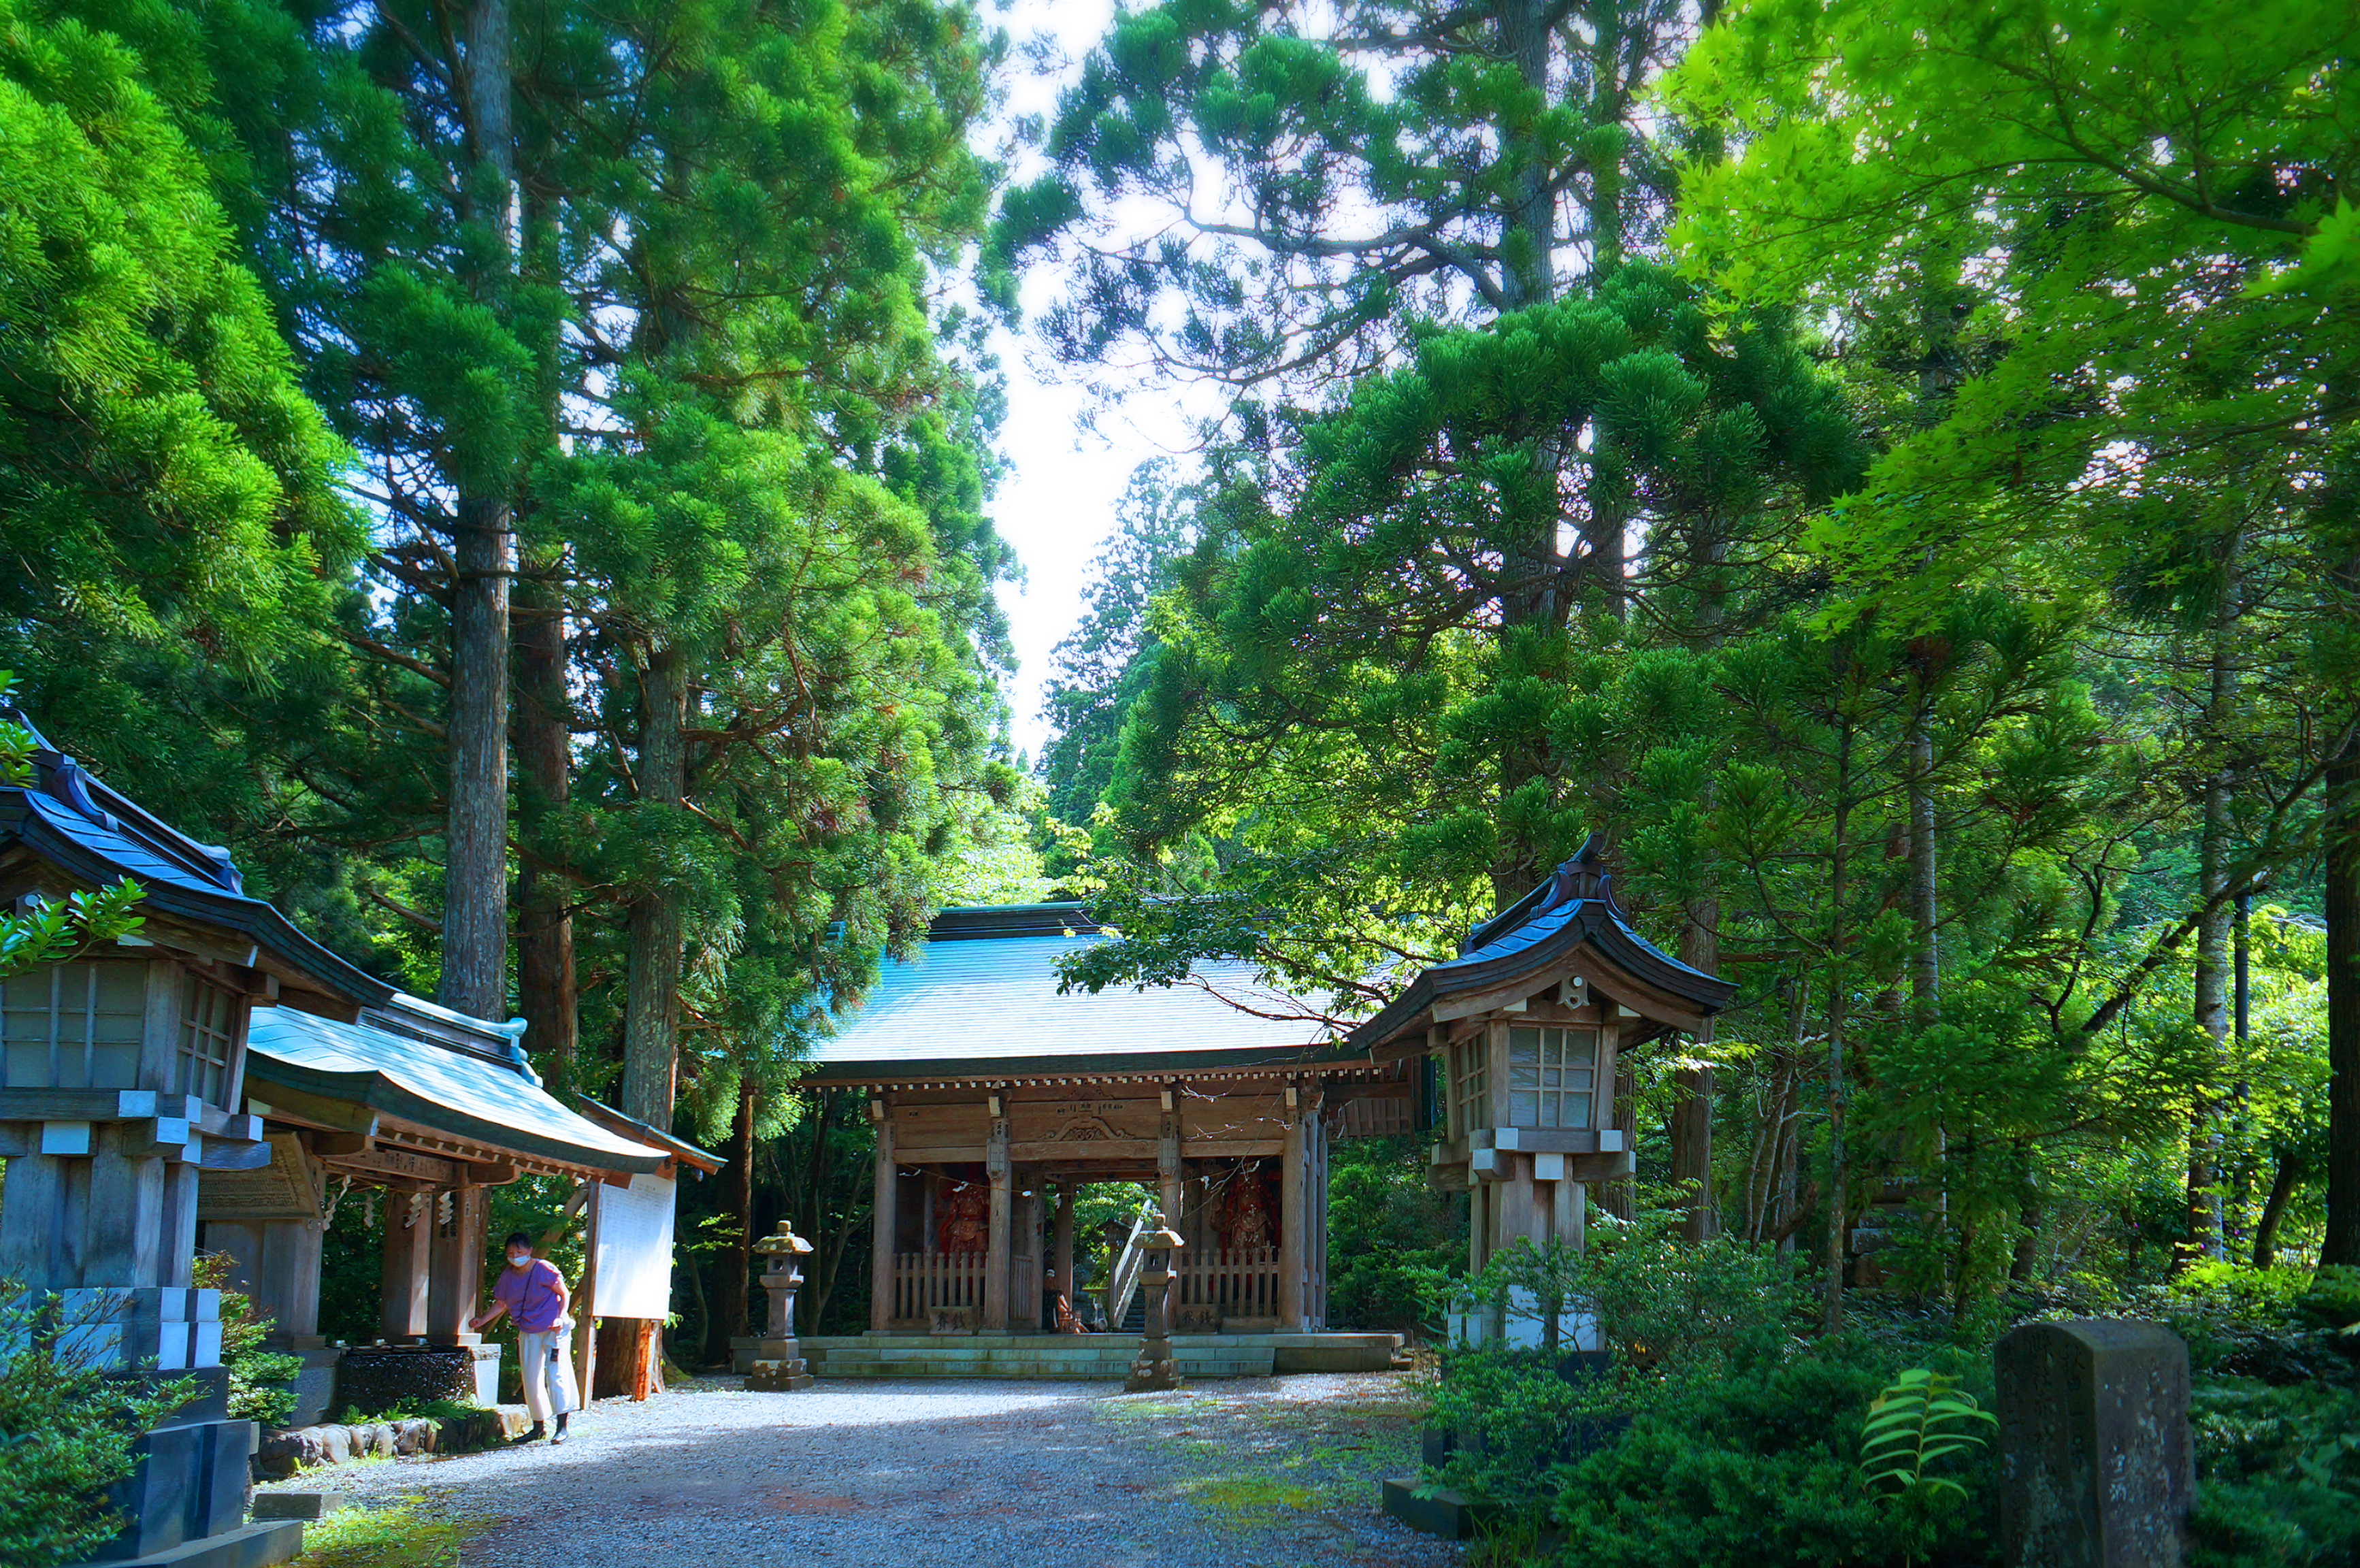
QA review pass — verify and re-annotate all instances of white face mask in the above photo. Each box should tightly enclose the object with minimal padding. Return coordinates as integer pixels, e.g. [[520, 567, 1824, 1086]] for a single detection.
[[508, 1251, 533, 1268]]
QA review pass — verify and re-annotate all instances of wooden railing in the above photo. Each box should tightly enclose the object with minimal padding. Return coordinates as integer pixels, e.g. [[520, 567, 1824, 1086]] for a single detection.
[[1176, 1246, 1281, 1322], [891, 1253, 985, 1322], [1103, 1203, 1156, 1328]]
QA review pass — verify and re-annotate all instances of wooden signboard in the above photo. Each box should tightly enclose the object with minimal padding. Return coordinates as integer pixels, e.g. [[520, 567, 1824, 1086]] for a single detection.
[[591, 1171, 677, 1320], [195, 1130, 322, 1221]]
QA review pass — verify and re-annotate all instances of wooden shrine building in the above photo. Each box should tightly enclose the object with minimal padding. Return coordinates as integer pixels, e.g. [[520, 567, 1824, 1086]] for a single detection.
[[0, 713, 691, 1567], [797, 903, 1418, 1352], [1347, 836, 1736, 1343]]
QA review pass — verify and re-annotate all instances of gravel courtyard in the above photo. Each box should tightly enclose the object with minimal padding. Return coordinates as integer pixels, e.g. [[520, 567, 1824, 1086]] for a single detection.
[[263, 1371, 1464, 1568]]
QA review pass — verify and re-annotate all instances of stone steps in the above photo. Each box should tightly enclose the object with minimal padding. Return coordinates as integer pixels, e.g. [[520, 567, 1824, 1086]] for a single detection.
[[746, 1330, 1406, 1381], [796, 1335, 1275, 1380]]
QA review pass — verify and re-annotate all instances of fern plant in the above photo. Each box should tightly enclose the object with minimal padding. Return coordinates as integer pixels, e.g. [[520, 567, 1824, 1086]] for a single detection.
[[1858, 1367, 1997, 1503]]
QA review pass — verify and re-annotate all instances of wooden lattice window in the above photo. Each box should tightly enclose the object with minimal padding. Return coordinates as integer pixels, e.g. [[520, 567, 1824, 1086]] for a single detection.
[[1448, 1034, 1490, 1139], [177, 972, 239, 1105], [1, 961, 147, 1090], [1506, 1026, 1599, 1129]]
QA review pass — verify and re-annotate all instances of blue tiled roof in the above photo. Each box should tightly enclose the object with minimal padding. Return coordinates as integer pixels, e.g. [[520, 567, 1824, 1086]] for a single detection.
[[809, 929, 1337, 1074], [247, 1000, 666, 1174], [0, 721, 391, 1007], [1443, 894, 1720, 985], [1344, 840, 1737, 1051]]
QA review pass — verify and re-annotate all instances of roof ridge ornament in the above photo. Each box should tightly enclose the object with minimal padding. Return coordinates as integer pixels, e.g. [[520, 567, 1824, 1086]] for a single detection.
[[4, 702, 246, 894], [1543, 832, 1611, 913]]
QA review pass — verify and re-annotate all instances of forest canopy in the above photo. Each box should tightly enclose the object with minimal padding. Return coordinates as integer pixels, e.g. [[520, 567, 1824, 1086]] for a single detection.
[[0, 0, 2353, 1428]]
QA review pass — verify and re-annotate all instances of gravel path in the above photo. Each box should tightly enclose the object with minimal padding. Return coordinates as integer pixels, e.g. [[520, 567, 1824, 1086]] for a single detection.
[[264, 1371, 1464, 1568]]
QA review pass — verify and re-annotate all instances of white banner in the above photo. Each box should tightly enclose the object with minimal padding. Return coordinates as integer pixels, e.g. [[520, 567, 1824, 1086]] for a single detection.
[[591, 1172, 677, 1320]]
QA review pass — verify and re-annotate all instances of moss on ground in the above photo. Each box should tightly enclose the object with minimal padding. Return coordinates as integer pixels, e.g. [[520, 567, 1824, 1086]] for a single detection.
[[1099, 1375, 1433, 1546], [289, 1498, 488, 1568]]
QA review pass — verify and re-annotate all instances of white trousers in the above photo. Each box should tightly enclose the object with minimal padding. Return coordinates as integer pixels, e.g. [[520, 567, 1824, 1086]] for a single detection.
[[517, 1326, 579, 1422]]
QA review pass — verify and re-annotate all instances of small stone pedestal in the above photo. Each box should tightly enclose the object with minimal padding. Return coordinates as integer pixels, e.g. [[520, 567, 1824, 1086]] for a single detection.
[[1124, 1215, 1185, 1394], [745, 1221, 815, 1392], [1995, 1318, 2190, 1568]]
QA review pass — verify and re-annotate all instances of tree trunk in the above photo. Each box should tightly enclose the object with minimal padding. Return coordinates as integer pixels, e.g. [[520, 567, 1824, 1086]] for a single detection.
[[2251, 1149, 2305, 1271], [1584, 0, 1624, 275], [2324, 708, 2360, 1266], [509, 90, 570, 1089], [438, 0, 515, 1021], [2185, 548, 2241, 1268], [513, 578, 576, 1092], [620, 642, 687, 1127], [1496, 0, 1558, 310], [706, 1081, 757, 1365], [1824, 717, 1855, 1335], [1672, 910, 1719, 1241]]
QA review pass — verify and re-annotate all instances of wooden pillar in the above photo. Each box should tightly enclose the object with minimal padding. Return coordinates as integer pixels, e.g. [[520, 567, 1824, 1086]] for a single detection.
[[1158, 1092, 1183, 1229], [1554, 1178, 1585, 1253], [1309, 1111, 1329, 1330], [1496, 1156, 1539, 1252], [1053, 1181, 1075, 1309], [868, 1111, 896, 1333], [212, 1218, 326, 1345], [573, 1180, 601, 1398], [984, 1114, 1011, 1331], [1280, 1091, 1307, 1331], [426, 1186, 487, 1342], [380, 1190, 431, 1341]]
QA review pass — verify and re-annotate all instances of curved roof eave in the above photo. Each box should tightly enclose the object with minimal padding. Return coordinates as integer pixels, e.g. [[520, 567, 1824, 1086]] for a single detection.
[[4, 794, 394, 1007], [243, 1049, 664, 1177], [1346, 898, 1737, 1052], [798, 1038, 1373, 1085]]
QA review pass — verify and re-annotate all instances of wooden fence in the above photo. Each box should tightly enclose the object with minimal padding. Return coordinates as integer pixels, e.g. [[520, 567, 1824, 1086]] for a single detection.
[[1175, 1246, 1281, 1321], [891, 1253, 985, 1322]]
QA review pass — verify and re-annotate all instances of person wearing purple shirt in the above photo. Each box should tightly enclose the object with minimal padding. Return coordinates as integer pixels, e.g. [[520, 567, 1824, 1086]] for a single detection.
[[472, 1230, 578, 1443]]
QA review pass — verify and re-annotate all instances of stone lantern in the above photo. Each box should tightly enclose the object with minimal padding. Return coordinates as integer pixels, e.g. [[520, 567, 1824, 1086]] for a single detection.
[[1, 715, 394, 1565], [1124, 1209, 1186, 1392], [746, 1220, 815, 1391]]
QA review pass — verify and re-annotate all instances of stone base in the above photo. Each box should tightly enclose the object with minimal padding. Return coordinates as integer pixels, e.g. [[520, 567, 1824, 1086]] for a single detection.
[[65, 1519, 304, 1568], [248, 1493, 344, 1522], [277, 1348, 342, 1430], [88, 1374, 254, 1564], [1381, 1475, 1499, 1539], [1124, 1354, 1179, 1393], [255, 1407, 529, 1476], [745, 1358, 813, 1392]]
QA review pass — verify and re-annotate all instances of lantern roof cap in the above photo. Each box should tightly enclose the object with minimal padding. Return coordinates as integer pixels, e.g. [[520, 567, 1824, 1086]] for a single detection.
[[1, 704, 393, 1009], [1346, 834, 1737, 1053]]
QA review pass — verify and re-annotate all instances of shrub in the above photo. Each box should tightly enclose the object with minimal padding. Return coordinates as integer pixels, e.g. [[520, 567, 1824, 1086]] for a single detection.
[[1326, 1134, 1463, 1333], [191, 1252, 302, 1427], [1539, 1339, 1994, 1568], [0, 1286, 199, 1568], [2188, 1376, 2360, 1568]]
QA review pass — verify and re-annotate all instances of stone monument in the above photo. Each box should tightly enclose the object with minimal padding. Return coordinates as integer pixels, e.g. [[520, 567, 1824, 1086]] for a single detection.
[[1994, 1318, 2191, 1568], [1124, 1209, 1185, 1393], [744, 1220, 815, 1392]]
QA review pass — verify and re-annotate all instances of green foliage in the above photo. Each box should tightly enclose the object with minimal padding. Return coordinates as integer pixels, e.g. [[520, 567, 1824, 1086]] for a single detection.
[[1856, 1368, 1996, 1505], [333, 1395, 487, 1425], [0, 1284, 199, 1568], [191, 1252, 301, 1428], [1437, 1329, 1994, 1567], [2189, 1377, 2360, 1568], [2297, 1267, 2360, 1333], [1324, 1134, 1462, 1333], [284, 1498, 485, 1568], [1539, 1348, 1988, 1568]]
